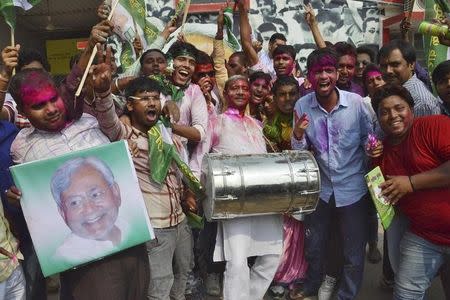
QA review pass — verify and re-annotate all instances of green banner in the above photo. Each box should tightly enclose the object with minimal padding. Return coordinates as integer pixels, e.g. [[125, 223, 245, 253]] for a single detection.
[[424, 0, 450, 76]]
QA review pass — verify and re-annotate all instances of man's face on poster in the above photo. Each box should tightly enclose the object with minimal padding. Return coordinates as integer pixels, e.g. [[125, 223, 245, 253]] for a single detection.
[[298, 48, 315, 73], [365, 20, 379, 44], [260, 30, 276, 50], [59, 165, 121, 241]]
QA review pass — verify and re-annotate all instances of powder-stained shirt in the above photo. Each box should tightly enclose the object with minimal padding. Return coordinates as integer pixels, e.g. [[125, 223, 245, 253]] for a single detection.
[[93, 93, 185, 229], [291, 88, 374, 207], [403, 74, 441, 117]]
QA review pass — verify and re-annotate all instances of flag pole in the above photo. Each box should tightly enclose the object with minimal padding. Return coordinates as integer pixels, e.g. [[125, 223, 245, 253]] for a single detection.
[[75, 0, 119, 97], [11, 27, 15, 75], [180, 0, 191, 33]]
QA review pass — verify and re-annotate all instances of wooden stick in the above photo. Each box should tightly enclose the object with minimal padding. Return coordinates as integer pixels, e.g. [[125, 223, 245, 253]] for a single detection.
[[11, 27, 15, 76], [180, 0, 191, 33], [75, 0, 119, 97]]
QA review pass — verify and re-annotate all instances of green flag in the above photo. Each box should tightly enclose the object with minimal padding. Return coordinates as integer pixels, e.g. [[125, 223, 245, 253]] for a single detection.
[[148, 121, 202, 195], [0, 0, 41, 29], [424, 0, 450, 77]]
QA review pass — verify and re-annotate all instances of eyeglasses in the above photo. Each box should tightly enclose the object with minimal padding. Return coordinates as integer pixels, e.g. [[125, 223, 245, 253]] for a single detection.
[[62, 186, 111, 211], [128, 95, 160, 102]]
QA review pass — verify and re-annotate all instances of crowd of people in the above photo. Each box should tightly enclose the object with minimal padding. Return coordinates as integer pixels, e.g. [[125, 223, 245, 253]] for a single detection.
[[0, 1, 449, 300]]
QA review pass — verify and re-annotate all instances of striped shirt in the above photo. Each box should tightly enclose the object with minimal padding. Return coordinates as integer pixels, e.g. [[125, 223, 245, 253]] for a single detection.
[[403, 74, 441, 117], [93, 93, 185, 229], [0, 202, 23, 282]]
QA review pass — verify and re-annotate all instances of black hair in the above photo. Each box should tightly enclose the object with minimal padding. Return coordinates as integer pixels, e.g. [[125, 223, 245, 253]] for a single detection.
[[249, 71, 271, 85], [294, 43, 316, 53], [140, 49, 166, 67], [257, 22, 277, 34], [167, 41, 198, 62], [272, 45, 296, 60], [432, 60, 450, 86], [9, 68, 55, 110], [17, 48, 50, 72], [378, 39, 416, 65], [371, 83, 415, 114], [333, 41, 356, 59], [361, 63, 382, 94], [363, 16, 379, 31], [270, 19, 288, 35], [307, 47, 338, 73], [229, 51, 249, 67], [316, 10, 343, 29], [272, 75, 299, 95], [356, 45, 375, 63], [125, 76, 162, 99], [196, 50, 213, 65], [269, 32, 287, 45]]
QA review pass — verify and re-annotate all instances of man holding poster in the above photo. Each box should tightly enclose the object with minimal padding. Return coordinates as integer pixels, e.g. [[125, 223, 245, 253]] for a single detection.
[[4, 23, 150, 300]]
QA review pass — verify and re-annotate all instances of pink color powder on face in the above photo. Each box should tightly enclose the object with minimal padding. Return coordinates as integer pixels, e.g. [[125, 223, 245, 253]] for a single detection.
[[366, 71, 382, 80], [307, 56, 337, 90]]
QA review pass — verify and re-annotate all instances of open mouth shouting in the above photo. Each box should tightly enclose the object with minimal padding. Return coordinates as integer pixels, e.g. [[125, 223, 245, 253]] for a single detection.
[[146, 108, 159, 124]]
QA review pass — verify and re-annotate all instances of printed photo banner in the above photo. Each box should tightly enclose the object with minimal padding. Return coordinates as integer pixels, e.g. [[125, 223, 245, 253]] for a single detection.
[[10, 140, 154, 277]]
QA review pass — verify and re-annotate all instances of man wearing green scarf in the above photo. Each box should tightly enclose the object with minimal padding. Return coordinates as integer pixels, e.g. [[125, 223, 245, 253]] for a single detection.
[[93, 48, 197, 298]]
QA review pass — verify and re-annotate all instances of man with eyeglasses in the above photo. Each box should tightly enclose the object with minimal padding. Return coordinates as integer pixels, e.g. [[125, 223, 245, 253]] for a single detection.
[[51, 157, 127, 265]]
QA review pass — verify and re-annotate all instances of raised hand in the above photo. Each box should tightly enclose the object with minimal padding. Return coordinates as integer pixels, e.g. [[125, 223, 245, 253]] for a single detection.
[[304, 3, 317, 27], [89, 20, 114, 49], [91, 45, 113, 94], [293, 112, 309, 140], [1, 45, 20, 78]]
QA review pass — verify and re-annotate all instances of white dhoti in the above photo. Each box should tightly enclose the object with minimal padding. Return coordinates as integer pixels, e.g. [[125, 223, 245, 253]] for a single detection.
[[214, 215, 283, 300]]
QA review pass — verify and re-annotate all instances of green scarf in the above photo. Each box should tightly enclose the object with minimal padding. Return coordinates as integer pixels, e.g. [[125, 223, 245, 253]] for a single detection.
[[149, 74, 185, 102], [147, 120, 202, 195], [263, 112, 293, 144]]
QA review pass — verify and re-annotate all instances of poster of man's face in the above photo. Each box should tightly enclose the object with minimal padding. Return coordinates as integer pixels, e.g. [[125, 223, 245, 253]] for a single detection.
[[10, 141, 154, 277], [52, 157, 122, 244]]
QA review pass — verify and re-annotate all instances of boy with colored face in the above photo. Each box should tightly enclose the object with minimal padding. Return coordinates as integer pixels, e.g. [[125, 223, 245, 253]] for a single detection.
[[248, 71, 271, 122], [291, 47, 374, 300], [371, 84, 450, 300], [333, 42, 364, 96], [6, 45, 149, 300], [162, 42, 208, 146], [202, 76, 283, 300]]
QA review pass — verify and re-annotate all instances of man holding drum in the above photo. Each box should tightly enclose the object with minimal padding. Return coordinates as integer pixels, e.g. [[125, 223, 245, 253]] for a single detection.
[[203, 75, 283, 300]]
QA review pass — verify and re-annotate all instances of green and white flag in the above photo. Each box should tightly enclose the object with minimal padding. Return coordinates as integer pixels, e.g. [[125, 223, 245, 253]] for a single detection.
[[0, 0, 41, 29], [148, 121, 202, 195], [424, 0, 450, 77]]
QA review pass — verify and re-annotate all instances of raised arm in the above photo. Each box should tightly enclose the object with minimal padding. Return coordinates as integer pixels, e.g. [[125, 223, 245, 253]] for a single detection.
[[304, 3, 326, 49], [237, 0, 259, 66], [0, 45, 20, 121], [212, 7, 229, 99], [91, 45, 125, 141]]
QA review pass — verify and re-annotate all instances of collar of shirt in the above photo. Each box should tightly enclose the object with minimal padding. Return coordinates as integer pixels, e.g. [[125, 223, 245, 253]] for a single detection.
[[224, 107, 245, 119], [309, 88, 349, 111]]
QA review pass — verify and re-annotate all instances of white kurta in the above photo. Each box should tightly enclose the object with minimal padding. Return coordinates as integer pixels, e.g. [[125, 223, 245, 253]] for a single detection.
[[208, 108, 283, 262]]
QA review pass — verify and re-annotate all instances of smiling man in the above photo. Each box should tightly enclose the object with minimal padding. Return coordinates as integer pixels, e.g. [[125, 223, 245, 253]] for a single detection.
[[203, 75, 283, 300], [333, 42, 364, 97], [51, 157, 126, 264], [291, 47, 374, 300], [371, 84, 450, 300], [378, 40, 440, 117]]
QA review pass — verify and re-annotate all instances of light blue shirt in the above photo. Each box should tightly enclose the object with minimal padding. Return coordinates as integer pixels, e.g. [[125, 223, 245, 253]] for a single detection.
[[292, 88, 373, 207]]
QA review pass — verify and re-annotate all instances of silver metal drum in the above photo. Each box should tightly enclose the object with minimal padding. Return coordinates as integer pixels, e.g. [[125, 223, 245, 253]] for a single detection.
[[201, 150, 320, 221]]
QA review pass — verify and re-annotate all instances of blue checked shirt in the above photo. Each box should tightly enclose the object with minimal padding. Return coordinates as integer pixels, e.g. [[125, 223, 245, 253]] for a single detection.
[[292, 88, 374, 207], [403, 74, 441, 117]]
